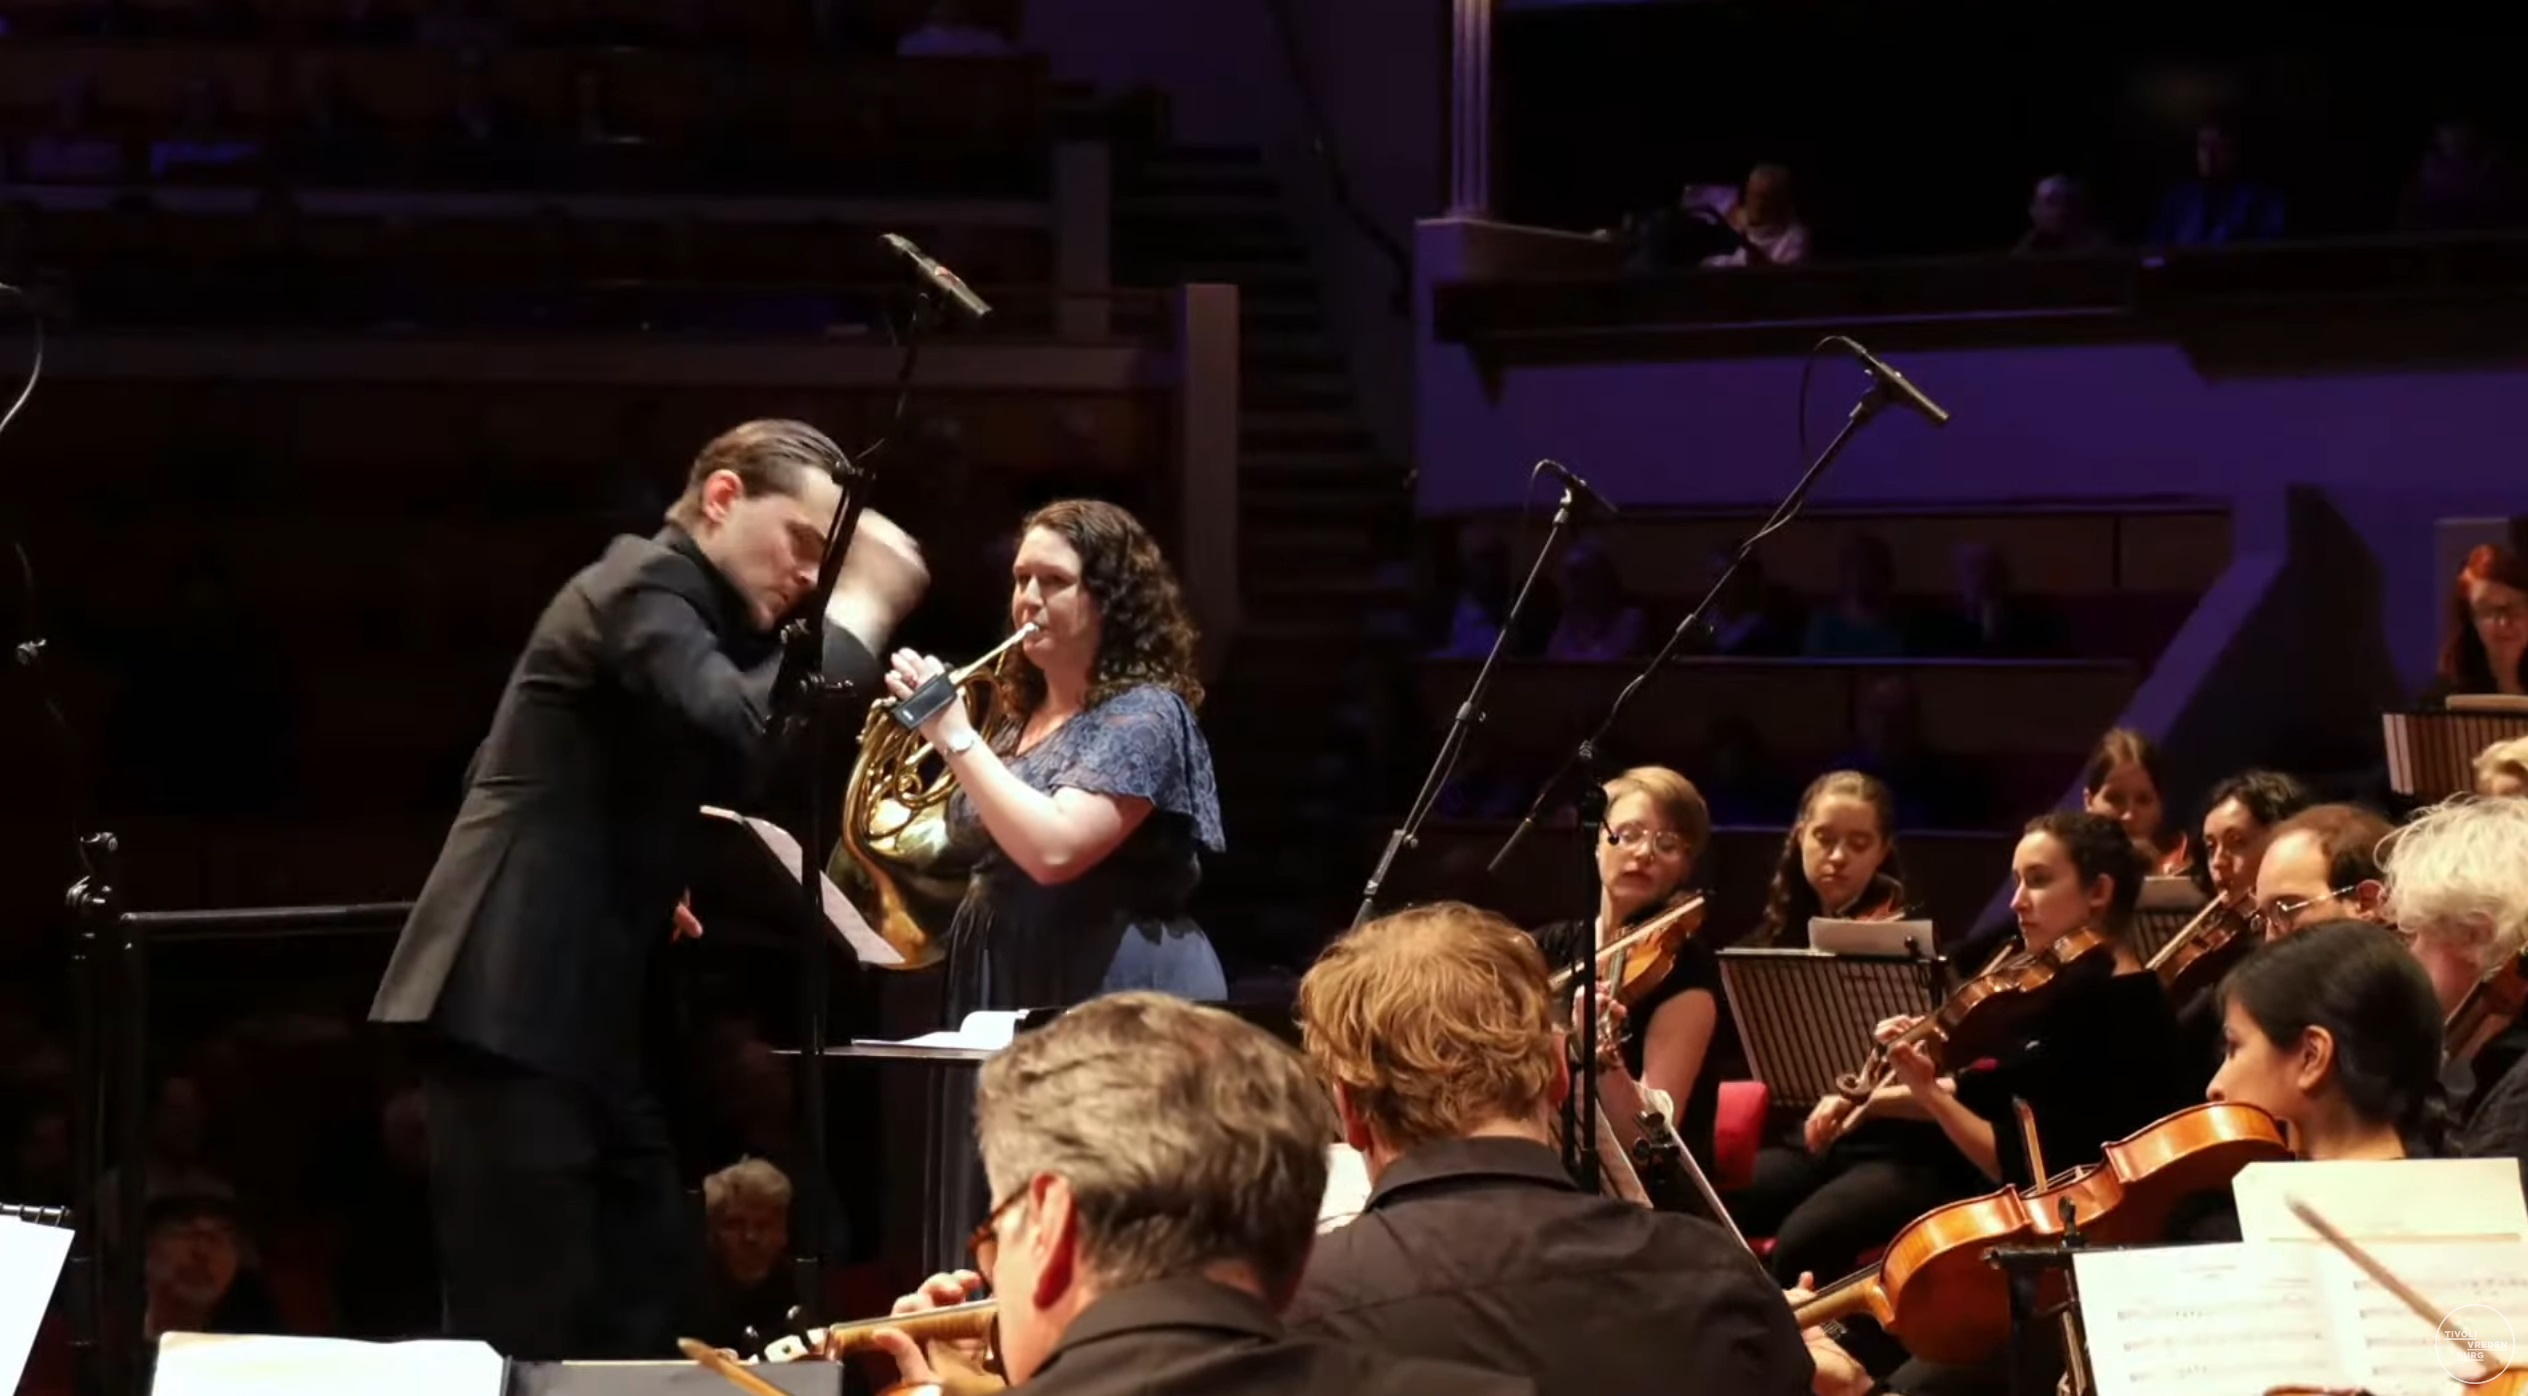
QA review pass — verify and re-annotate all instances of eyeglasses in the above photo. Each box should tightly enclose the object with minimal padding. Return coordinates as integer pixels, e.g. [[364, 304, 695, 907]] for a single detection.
[[2249, 885, 2365, 940], [2473, 600, 2528, 626], [1606, 825, 1688, 858], [967, 1187, 1026, 1284]]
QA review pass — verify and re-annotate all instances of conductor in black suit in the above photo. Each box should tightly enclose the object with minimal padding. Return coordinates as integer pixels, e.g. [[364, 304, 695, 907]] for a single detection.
[[370, 419, 929, 1360]]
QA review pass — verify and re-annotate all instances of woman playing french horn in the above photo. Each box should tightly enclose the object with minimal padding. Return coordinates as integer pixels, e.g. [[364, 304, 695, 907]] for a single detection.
[[885, 499, 1225, 1273]]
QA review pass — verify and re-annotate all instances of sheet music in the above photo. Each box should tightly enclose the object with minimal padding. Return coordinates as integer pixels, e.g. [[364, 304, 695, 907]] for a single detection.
[[0, 1217, 69, 1391], [2076, 1244, 2353, 1396], [152, 1334, 505, 1396], [1807, 918, 1936, 955], [2318, 1241, 2528, 1396], [1319, 1144, 1371, 1232], [698, 806, 905, 967], [2234, 1160, 2528, 1245], [849, 1009, 1023, 1059]]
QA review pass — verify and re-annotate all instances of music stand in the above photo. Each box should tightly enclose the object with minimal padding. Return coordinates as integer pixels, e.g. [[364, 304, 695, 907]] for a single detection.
[[1716, 948, 1949, 1111], [2383, 708, 2528, 802], [2129, 876, 2209, 964], [690, 808, 906, 970]]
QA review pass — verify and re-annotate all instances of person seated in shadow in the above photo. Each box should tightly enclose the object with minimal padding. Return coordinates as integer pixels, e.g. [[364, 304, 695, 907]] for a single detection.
[[1431, 524, 1555, 659], [1910, 543, 2056, 657], [1802, 534, 1905, 659], [691, 1156, 799, 1355], [2012, 174, 2109, 256], [142, 1194, 282, 1344], [1544, 539, 1644, 662], [1697, 713, 1797, 825], [1831, 675, 1989, 828], [2146, 119, 2286, 247], [1687, 550, 1800, 657]]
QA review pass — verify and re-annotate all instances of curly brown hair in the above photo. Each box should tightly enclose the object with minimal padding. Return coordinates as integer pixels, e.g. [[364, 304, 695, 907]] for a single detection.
[[1001, 499, 1205, 716]]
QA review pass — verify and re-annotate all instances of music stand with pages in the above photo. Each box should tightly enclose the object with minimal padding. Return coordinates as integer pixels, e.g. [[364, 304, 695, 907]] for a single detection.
[[691, 808, 905, 971], [2383, 702, 2528, 802], [1717, 946, 1948, 1113], [2128, 875, 2209, 964]]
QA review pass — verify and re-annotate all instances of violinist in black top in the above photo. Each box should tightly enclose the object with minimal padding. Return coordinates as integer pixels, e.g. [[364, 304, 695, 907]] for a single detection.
[[1531, 766, 1724, 1172], [1861, 810, 2197, 1191]]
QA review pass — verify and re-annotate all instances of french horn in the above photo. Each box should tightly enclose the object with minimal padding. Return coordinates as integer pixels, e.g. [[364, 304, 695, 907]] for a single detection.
[[831, 624, 1038, 969]]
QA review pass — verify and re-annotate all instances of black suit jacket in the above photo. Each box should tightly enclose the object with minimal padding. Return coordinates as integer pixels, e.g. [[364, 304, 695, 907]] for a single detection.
[[370, 527, 879, 1090], [1023, 1278, 1532, 1396], [1288, 1138, 1813, 1396]]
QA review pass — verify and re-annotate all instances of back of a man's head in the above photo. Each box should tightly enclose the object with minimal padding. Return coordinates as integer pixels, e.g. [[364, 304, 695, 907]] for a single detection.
[[664, 418, 841, 531], [1298, 902, 1563, 1156], [975, 992, 1334, 1303]]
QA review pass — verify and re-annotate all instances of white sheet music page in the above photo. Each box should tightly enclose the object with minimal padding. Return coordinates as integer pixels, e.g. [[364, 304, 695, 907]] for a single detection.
[[859, 1009, 1023, 1053], [2075, 1243, 2354, 1396], [2315, 1239, 2528, 1396], [0, 1217, 70, 1390], [699, 806, 905, 968], [151, 1334, 505, 1396], [2234, 1159, 2528, 1244], [1807, 918, 1936, 956]]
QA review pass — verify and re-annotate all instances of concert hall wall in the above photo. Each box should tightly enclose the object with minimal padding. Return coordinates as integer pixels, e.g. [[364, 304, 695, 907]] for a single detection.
[[1414, 294, 2527, 694]]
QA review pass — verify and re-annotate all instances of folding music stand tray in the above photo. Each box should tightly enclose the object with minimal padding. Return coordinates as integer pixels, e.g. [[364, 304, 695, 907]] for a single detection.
[[2383, 706, 2528, 802], [1716, 948, 1949, 1112]]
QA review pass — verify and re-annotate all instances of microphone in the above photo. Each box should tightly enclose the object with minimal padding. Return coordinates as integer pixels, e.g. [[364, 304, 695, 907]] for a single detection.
[[1539, 459, 1618, 515], [880, 233, 992, 321], [1838, 337, 1952, 427]]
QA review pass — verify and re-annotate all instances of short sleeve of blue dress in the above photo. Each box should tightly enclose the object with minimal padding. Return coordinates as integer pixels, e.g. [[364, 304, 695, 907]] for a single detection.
[[941, 684, 1228, 1012]]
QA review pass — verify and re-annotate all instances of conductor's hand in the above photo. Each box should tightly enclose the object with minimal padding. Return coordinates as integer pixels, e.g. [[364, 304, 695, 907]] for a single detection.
[[885, 650, 976, 753], [1804, 1094, 1856, 1155], [671, 892, 702, 942], [866, 1270, 996, 1388], [830, 510, 931, 651]]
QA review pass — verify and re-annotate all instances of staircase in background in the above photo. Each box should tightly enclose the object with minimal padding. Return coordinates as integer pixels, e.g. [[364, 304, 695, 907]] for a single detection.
[[1115, 144, 1411, 975]]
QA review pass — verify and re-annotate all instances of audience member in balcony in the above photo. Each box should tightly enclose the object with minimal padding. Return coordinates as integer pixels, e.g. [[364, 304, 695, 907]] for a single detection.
[[1431, 524, 1555, 660], [150, 77, 263, 182], [2145, 119, 2286, 247], [2476, 736, 2528, 798], [1915, 542, 2056, 656], [1801, 533, 1904, 658], [1697, 713, 1797, 824], [898, 0, 1020, 57], [18, 74, 128, 185], [1704, 163, 1811, 269], [2013, 174, 2109, 256], [1690, 549, 1800, 656], [1834, 674, 1988, 829], [2250, 802, 2393, 943], [1544, 540, 1645, 662], [2427, 543, 2528, 703], [2081, 727, 2191, 876], [2396, 118, 2525, 234], [692, 1156, 798, 1356]]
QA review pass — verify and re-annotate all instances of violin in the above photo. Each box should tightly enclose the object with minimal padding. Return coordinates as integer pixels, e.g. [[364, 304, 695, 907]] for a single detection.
[[2147, 893, 2256, 1003], [1547, 893, 1708, 1011], [1834, 926, 2117, 1105], [1793, 1101, 2291, 1366], [2446, 946, 2528, 1065]]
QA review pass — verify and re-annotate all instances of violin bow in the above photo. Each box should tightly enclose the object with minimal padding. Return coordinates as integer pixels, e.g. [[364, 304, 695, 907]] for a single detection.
[[680, 1339, 794, 1396], [2283, 1197, 2510, 1384]]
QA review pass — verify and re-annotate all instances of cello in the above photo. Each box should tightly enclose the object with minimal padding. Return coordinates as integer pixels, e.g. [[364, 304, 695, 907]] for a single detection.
[[1792, 1101, 2292, 1366]]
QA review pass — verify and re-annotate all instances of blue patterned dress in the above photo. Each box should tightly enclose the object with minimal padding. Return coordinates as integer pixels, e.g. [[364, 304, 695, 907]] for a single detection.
[[921, 682, 1226, 1269]]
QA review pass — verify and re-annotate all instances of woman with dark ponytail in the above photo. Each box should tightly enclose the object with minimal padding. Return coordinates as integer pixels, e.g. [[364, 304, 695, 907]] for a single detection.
[[2211, 918, 2450, 1160], [1752, 770, 1909, 946]]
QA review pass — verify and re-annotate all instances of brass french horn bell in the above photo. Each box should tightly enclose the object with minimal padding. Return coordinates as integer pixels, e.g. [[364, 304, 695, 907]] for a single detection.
[[832, 624, 1039, 969]]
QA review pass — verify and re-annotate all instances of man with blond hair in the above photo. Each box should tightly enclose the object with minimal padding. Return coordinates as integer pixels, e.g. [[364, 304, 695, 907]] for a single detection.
[[2383, 795, 2528, 1182], [1287, 902, 1811, 1396], [875, 993, 1529, 1396]]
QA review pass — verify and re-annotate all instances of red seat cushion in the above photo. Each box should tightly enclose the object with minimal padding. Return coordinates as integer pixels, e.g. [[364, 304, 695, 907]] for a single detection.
[[1715, 1079, 1769, 1192]]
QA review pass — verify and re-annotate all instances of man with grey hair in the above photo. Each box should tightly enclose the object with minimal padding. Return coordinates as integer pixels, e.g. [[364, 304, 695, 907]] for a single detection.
[[874, 993, 1532, 1396], [2383, 794, 2528, 1185]]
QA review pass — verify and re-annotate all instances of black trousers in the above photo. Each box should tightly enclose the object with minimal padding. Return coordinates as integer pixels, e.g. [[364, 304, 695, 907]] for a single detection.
[[424, 1046, 694, 1360], [1734, 1123, 1987, 1288]]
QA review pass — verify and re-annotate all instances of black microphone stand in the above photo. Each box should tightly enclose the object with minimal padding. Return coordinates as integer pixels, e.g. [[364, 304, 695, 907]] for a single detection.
[[1352, 480, 1582, 929], [1486, 374, 1899, 1191], [770, 281, 945, 1327]]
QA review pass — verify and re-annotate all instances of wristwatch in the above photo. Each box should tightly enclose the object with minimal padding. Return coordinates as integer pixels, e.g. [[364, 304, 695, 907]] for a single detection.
[[941, 728, 980, 757]]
